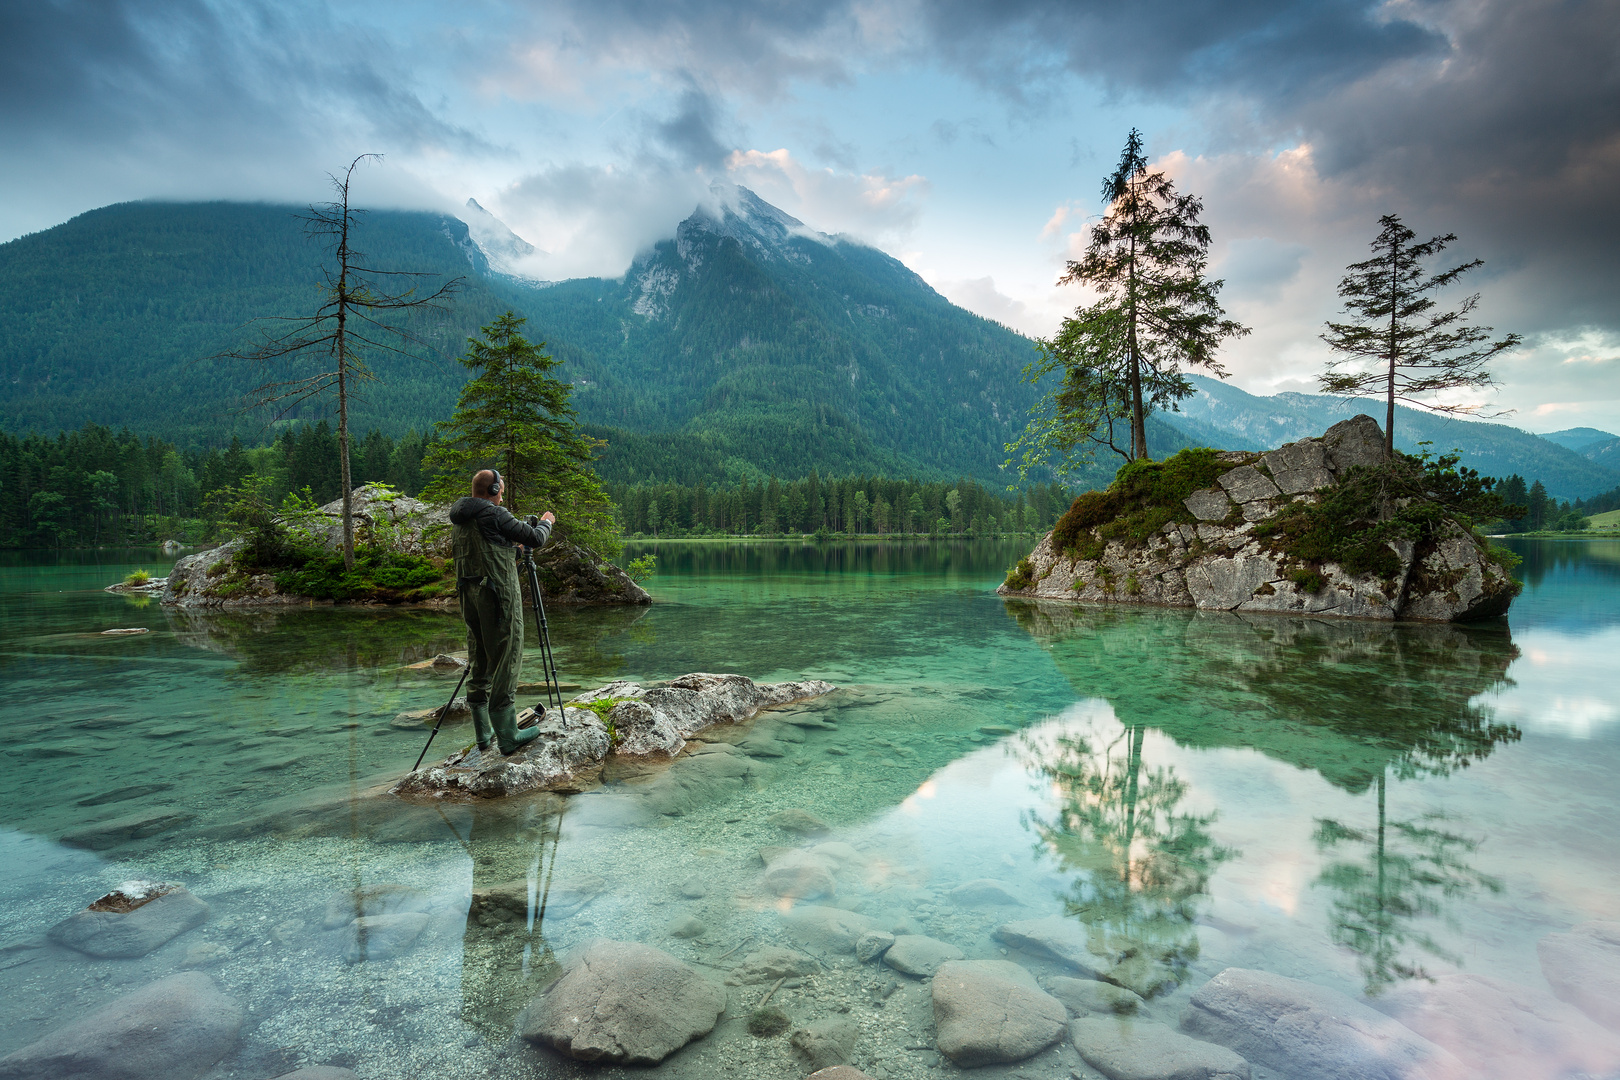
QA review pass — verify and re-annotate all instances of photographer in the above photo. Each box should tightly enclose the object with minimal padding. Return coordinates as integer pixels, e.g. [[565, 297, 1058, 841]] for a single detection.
[[448, 469, 554, 757]]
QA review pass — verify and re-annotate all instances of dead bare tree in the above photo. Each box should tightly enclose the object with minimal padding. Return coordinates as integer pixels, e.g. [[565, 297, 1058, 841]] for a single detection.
[[222, 154, 462, 570]]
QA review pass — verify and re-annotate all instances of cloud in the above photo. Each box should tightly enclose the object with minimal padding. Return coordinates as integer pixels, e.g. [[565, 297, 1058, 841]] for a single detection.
[[724, 148, 930, 247], [649, 86, 732, 170]]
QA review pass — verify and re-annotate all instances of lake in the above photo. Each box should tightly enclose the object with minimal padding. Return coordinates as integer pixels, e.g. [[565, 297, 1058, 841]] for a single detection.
[[1, 537, 1617, 1079]]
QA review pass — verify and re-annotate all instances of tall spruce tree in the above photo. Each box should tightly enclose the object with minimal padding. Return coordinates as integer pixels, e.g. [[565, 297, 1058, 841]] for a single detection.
[[422, 312, 619, 555], [1320, 215, 1521, 458], [223, 155, 460, 570], [1010, 130, 1246, 475]]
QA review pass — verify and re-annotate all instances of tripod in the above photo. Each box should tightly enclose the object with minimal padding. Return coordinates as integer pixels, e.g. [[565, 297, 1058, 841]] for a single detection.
[[520, 529, 565, 717]]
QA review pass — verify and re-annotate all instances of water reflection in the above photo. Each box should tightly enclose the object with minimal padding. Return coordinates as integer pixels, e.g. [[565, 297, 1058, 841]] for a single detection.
[[1019, 721, 1235, 998]]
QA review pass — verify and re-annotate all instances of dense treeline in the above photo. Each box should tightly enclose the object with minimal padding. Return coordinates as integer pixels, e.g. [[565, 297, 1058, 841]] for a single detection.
[[1490, 474, 1618, 532], [0, 422, 431, 547], [604, 474, 1071, 538]]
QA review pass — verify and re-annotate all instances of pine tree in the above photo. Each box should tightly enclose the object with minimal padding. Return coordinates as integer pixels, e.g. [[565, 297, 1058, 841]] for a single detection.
[[1321, 215, 1521, 458], [1011, 130, 1246, 476], [422, 312, 619, 555]]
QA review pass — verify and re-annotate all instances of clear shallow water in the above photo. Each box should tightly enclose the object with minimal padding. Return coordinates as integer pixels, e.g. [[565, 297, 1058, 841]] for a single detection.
[[0, 538, 1616, 1079]]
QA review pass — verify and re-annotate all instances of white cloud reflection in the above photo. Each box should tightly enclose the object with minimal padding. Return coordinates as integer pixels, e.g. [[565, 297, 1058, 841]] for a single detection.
[[1476, 628, 1620, 739]]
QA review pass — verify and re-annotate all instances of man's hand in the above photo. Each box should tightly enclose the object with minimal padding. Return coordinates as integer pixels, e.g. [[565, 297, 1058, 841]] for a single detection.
[[541, 511, 556, 525]]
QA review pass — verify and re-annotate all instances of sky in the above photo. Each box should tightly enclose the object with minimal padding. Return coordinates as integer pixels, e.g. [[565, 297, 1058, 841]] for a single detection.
[[3, 0, 1618, 433]]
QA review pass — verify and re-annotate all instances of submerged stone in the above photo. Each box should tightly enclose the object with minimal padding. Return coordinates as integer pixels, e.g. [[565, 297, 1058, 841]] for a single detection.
[[932, 959, 1067, 1066], [48, 882, 209, 958], [883, 934, 964, 977], [791, 1015, 858, 1070], [1072, 1017, 1251, 1080]]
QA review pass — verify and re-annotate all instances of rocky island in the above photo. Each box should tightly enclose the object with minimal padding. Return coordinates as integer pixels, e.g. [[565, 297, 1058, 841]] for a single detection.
[[999, 416, 1519, 621], [155, 484, 648, 608]]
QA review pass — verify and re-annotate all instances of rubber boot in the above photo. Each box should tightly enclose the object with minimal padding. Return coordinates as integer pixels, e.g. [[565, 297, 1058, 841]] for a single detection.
[[469, 700, 495, 751], [494, 703, 540, 756]]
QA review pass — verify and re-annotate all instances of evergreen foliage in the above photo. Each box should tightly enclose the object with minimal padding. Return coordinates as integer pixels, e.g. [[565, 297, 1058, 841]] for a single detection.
[[1321, 215, 1522, 457], [420, 312, 618, 555]]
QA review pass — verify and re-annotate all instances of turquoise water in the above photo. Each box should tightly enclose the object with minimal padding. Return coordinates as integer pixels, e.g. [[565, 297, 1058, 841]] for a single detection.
[[0, 538, 1616, 1078]]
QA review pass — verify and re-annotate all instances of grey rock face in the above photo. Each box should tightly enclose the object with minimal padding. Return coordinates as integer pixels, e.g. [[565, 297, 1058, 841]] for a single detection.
[[781, 905, 874, 956], [48, 884, 209, 958], [1537, 920, 1620, 1032], [883, 934, 964, 977], [341, 911, 430, 963], [1000, 416, 1516, 622], [932, 959, 1068, 1067], [791, 1016, 859, 1070], [394, 673, 833, 799], [763, 849, 837, 899], [0, 972, 242, 1080], [531, 537, 652, 605], [1181, 968, 1462, 1080], [1183, 488, 1233, 521], [518, 939, 726, 1064], [1377, 971, 1620, 1079], [994, 915, 1108, 978], [1073, 1018, 1250, 1080], [1217, 465, 1280, 504], [1046, 976, 1148, 1017], [726, 946, 819, 985]]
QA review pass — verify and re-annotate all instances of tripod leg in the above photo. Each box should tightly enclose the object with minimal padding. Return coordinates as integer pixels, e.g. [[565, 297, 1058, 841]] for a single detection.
[[525, 554, 565, 714]]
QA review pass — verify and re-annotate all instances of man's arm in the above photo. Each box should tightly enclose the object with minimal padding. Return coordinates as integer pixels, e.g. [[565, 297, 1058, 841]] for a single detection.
[[490, 505, 551, 548]]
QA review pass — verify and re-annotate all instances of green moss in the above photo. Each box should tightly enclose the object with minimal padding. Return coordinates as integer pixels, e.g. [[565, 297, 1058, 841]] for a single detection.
[[123, 569, 151, 585], [1287, 566, 1327, 593], [1125, 572, 1142, 596], [1003, 557, 1036, 591], [1050, 449, 1231, 560], [747, 1006, 791, 1037]]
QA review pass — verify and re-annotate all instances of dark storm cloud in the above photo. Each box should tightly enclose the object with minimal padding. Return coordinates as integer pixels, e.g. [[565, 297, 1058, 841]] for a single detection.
[[650, 87, 731, 170], [0, 0, 485, 158]]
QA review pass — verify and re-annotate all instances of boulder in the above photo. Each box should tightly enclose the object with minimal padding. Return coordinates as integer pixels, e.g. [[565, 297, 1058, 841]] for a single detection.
[[1262, 437, 1336, 495], [769, 808, 831, 835], [321, 883, 431, 929], [666, 915, 706, 939], [947, 879, 1025, 907], [577, 675, 836, 759], [781, 905, 874, 956], [1537, 920, 1620, 1032], [932, 959, 1068, 1066], [726, 946, 818, 985], [341, 911, 430, 963], [1181, 968, 1463, 1080], [0, 972, 242, 1080], [791, 1016, 858, 1071], [883, 934, 964, 977], [993, 915, 1109, 978], [389, 697, 471, 729], [47, 882, 209, 958], [1183, 488, 1233, 522], [763, 850, 837, 899], [518, 939, 726, 1064], [1217, 465, 1281, 504], [532, 538, 651, 605], [1322, 414, 1387, 471], [1377, 971, 1620, 1080], [1046, 976, 1148, 1017], [855, 930, 895, 963], [1072, 1017, 1250, 1080]]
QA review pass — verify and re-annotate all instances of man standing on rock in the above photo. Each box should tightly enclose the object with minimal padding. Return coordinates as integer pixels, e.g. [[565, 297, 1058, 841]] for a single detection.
[[449, 469, 554, 757]]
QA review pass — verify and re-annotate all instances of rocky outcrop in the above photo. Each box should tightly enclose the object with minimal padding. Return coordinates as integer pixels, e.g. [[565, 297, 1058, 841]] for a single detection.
[[1000, 416, 1518, 622], [517, 939, 726, 1064], [390, 673, 836, 800], [161, 484, 647, 607]]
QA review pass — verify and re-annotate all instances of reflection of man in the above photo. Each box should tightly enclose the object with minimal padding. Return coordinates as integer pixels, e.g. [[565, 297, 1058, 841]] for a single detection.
[[449, 469, 554, 757]]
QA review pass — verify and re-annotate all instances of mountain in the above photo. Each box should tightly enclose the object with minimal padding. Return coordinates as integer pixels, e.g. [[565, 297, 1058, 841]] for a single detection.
[[1543, 427, 1618, 453], [1170, 375, 1620, 500], [0, 189, 1044, 484]]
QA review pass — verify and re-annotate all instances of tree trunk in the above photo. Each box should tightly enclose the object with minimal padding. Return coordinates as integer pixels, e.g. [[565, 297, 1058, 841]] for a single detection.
[[1385, 240, 1399, 459], [338, 357, 354, 571], [1127, 231, 1147, 460]]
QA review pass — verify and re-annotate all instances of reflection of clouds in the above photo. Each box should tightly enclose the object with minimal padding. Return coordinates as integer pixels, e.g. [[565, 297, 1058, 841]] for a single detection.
[[1476, 628, 1620, 739]]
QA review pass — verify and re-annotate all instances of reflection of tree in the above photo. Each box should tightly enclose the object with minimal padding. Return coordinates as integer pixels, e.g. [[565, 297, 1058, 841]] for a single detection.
[[1314, 772, 1501, 996], [1005, 600, 1522, 996], [1021, 721, 1235, 996]]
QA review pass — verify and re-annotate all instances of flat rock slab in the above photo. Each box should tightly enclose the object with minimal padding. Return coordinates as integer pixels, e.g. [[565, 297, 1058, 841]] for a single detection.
[[883, 934, 964, 977], [341, 911, 430, 963], [322, 883, 431, 929], [1378, 971, 1620, 1080], [1047, 976, 1148, 1017], [1073, 1017, 1250, 1080], [469, 874, 604, 927], [762, 849, 837, 899], [519, 939, 725, 1064], [48, 883, 209, 958], [59, 808, 194, 850], [1182, 967, 1463, 1080], [727, 946, 819, 985], [769, 808, 832, 835], [994, 915, 1108, 978], [855, 930, 895, 963], [807, 1069, 875, 1080], [1537, 920, 1620, 1032], [791, 1016, 858, 1071], [782, 905, 875, 956], [0, 971, 242, 1080], [393, 673, 834, 799], [948, 879, 1025, 907], [933, 959, 1067, 1067], [270, 1070, 360, 1080]]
